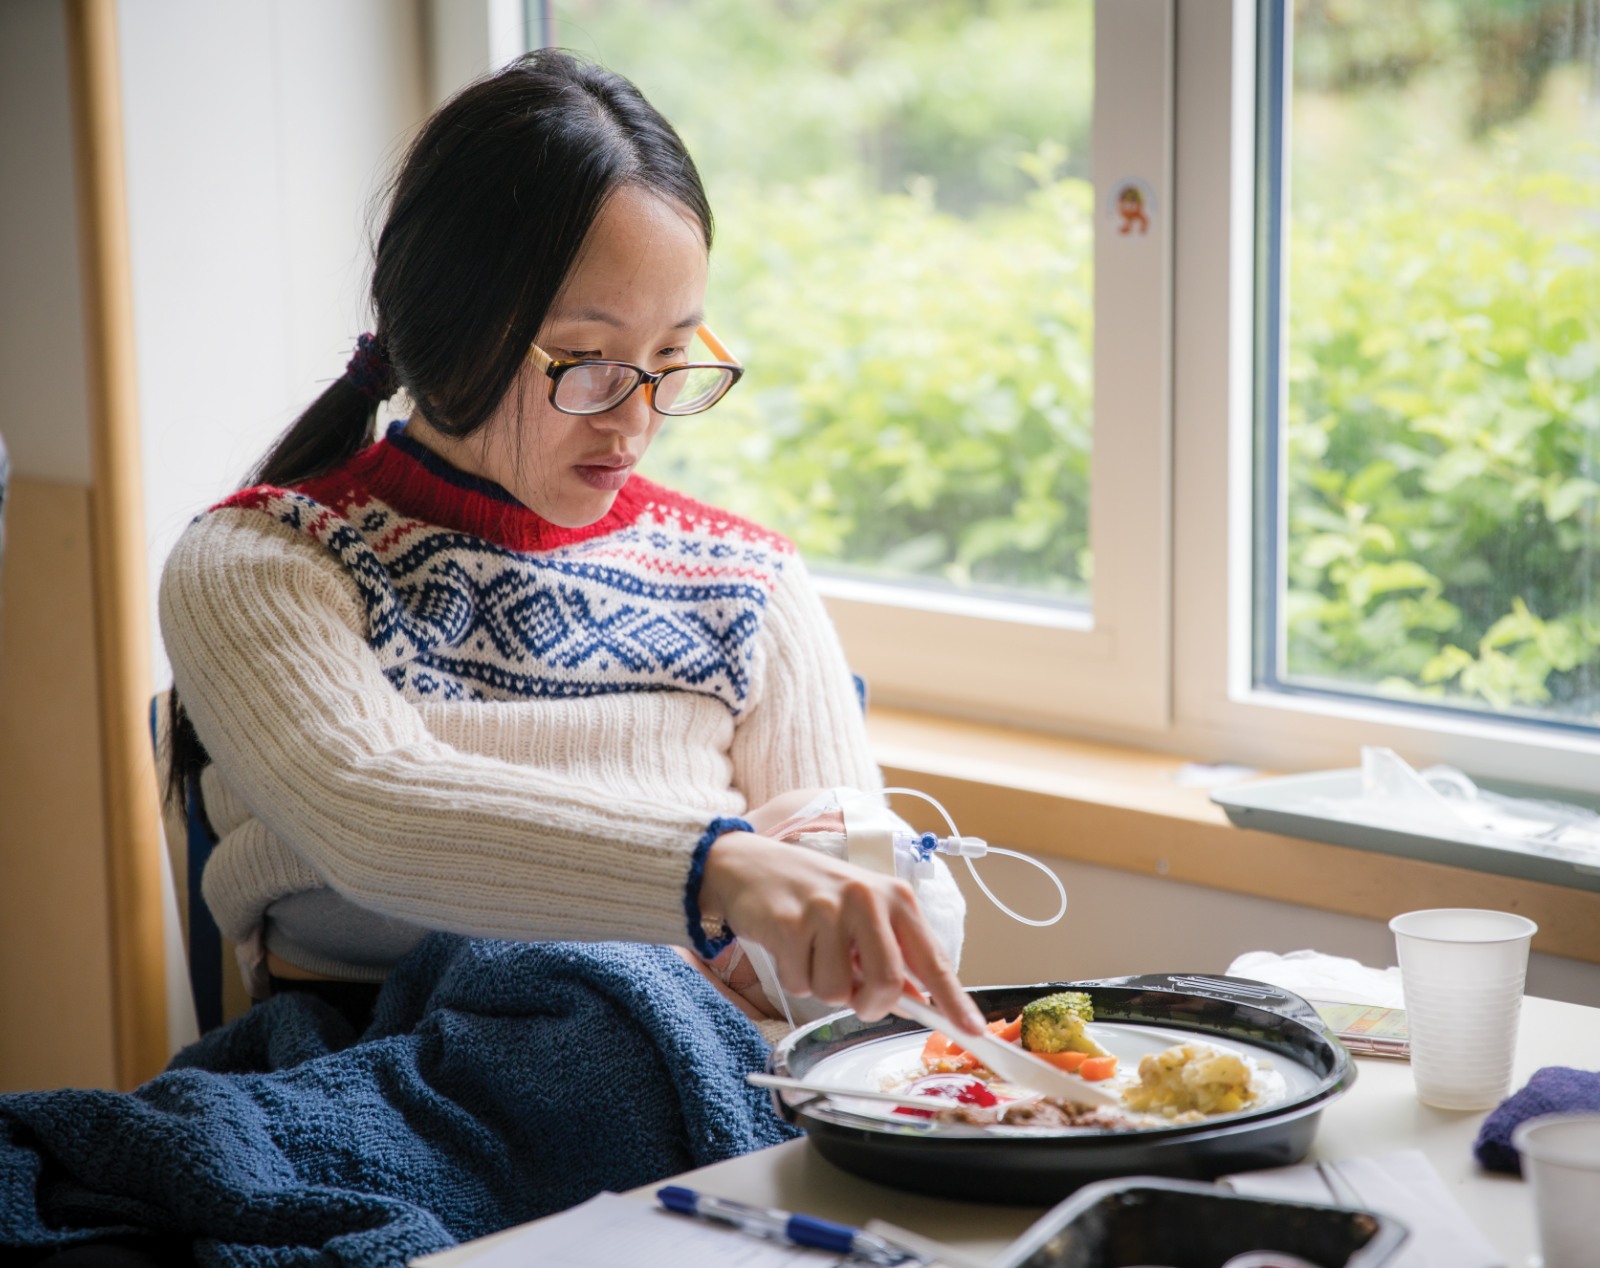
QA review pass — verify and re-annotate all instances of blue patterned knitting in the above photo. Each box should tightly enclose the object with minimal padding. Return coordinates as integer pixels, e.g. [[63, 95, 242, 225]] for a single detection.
[[0, 937, 798, 1266], [216, 423, 793, 710]]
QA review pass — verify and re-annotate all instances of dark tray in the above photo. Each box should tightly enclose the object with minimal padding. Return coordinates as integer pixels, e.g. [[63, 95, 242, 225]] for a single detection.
[[993, 1176, 1408, 1268], [767, 975, 1356, 1206]]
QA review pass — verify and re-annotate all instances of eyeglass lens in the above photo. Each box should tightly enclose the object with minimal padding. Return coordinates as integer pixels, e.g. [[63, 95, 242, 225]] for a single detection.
[[653, 364, 735, 415], [553, 362, 637, 414], [552, 362, 734, 416]]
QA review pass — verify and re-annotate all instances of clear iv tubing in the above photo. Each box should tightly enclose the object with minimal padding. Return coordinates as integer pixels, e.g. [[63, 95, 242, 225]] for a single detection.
[[881, 787, 1067, 928], [751, 941, 796, 1032]]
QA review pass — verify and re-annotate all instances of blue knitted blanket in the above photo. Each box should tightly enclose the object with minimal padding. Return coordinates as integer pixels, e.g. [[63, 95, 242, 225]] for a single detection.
[[0, 936, 798, 1266]]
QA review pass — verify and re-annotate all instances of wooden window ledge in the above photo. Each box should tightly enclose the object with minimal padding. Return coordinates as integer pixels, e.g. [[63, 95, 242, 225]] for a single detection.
[[868, 707, 1600, 967]]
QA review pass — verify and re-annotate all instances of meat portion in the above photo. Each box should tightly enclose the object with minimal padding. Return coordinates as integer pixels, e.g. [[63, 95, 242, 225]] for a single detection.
[[935, 1098, 1137, 1130]]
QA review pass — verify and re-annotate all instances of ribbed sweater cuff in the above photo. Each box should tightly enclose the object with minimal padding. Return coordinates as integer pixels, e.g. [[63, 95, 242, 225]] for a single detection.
[[685, 816, 751, 960]]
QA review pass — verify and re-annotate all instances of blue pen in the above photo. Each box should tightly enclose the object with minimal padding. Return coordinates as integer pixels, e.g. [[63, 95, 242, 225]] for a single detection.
[[656, 1186, 916, 1264]]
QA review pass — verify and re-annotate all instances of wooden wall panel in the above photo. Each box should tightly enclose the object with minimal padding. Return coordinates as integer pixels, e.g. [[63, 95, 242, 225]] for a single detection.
[[0, 476, 115, 1091], [66, 0, 167, 1089]]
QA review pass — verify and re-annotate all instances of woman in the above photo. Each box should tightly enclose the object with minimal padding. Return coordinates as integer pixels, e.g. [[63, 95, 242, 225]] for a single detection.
[[161, 50, 983, 1042], [2, 51, 993, 1268]]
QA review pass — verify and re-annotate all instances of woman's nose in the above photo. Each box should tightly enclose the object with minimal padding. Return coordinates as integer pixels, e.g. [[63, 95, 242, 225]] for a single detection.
[[593, 385, 654, 437]]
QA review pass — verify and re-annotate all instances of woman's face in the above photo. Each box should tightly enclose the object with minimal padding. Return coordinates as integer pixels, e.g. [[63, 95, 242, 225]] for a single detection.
[[407, 185, 710, 527]]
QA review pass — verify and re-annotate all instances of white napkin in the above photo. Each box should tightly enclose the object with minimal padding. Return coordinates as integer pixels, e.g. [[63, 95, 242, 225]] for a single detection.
[[1226, 948, 1405, 1008], [1221, 1150, 1502, 1268]]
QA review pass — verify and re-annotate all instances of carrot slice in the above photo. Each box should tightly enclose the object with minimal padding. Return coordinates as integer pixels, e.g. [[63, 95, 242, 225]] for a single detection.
[[922, 1031, 951, 1063], [1079, 1055, 1118, 1081], [986, 1019, 1008, 1035], [1038, 1050, 1088, 1072], [998, 1016, 1023, 1043]]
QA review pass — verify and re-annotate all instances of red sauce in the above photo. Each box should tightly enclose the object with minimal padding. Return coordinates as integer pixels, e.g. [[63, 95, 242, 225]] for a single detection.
[[892, 1075, 1000, 1118]]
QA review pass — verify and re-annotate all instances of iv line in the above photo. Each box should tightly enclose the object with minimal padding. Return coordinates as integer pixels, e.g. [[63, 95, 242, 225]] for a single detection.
[[881, 787, 1067, 928], [751, 940, 796, 1032]]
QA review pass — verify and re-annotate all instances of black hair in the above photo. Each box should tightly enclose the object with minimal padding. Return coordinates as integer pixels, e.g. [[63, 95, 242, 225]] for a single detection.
[[168, 50, 713, 810]]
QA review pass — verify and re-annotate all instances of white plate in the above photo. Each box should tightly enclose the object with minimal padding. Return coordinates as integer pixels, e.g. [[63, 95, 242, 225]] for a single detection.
[[799, 1022, 1308, 1133]]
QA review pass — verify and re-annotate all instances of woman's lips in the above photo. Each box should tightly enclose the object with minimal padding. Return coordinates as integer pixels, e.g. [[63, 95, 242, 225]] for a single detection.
[[574, 459, 634, 491]]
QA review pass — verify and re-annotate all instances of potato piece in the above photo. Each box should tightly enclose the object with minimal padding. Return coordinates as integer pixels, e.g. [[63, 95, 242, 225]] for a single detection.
[[1121, 1042, 1257, 1116]]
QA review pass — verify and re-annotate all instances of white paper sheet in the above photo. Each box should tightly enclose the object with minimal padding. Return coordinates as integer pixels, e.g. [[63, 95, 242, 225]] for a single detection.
[[1221, 1149, 1503, 1268], [451, 1193, 844, 1268]]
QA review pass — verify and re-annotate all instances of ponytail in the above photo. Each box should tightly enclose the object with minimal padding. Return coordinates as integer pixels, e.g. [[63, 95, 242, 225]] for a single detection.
[[250, 378, 376, 489], [163, 686, 209, 820], [251, 332, 394, 488]]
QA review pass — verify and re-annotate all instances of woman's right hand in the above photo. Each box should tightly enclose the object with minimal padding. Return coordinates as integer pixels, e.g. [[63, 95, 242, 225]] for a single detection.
[[696, 829, 986, 1035]]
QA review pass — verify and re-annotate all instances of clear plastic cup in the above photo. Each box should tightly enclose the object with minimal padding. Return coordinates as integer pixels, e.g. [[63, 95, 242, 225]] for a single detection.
[[1513, 1114, 1600, 1268], [1388, 908, 1537, 1110]]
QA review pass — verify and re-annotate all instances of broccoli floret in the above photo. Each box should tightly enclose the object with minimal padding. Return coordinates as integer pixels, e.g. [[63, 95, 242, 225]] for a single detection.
[[1020, 991, 1109, 1056]]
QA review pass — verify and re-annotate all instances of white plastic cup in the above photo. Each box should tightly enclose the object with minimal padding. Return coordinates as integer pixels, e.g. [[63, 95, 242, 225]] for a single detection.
[[1513, 1114, 1600, 1268], [1389, 908, 1537, 1110]]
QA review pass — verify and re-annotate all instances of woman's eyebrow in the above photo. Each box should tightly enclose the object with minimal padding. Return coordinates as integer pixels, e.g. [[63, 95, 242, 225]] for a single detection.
[[556, 306, 704, 331]]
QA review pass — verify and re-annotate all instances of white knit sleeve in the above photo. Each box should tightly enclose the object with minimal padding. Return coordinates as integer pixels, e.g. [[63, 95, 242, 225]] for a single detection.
[[161, 509, 713, 947], [729, 556, 968, 975], [729, 554, 882, 808]]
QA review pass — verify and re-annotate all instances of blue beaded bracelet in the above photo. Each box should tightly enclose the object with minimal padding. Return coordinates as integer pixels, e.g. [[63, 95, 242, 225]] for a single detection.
[[684, 816, 752, 960]]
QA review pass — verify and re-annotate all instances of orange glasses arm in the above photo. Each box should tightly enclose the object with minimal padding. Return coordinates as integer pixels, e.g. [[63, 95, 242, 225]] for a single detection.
[[697, 324, 740, 366], [528, 329, 735, 371]]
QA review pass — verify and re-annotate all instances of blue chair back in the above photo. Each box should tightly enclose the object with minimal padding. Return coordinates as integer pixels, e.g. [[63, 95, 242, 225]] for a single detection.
[[149, 696, 226, 1034]]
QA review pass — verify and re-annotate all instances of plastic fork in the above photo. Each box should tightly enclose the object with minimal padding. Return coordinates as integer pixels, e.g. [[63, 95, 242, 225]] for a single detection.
[[746, 1072, 1035, 1112], [893, 993, 1121, 1108]]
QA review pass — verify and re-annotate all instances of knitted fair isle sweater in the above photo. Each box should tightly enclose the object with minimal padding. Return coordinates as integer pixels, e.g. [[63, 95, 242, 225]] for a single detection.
[[160, 423, 881, 981]]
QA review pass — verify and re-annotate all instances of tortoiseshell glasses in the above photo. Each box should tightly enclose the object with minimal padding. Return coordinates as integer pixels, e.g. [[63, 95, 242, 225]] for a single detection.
[[526, 323, 743, 417]]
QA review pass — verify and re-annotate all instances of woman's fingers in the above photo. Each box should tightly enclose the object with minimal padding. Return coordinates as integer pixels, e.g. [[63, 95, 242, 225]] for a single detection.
[[842, 880, 910, 1021], [890, 900, 986, 1035], [808, 921, 857, 1005], [699, 830, 979, 1028], [846, 889, 899, 1014]]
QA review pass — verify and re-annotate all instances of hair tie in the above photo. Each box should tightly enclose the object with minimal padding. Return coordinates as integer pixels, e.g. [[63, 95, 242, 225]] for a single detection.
[[344, 333, 397, 402]]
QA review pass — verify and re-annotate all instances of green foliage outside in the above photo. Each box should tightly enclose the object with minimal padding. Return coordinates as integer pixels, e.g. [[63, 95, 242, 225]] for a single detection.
[[1284, 141, 1600, 718], [1286, 0, 1600, 723], [565, 0, 1600, 721], [568, 0, 1096, 599], [652, 161, 1093, 596]]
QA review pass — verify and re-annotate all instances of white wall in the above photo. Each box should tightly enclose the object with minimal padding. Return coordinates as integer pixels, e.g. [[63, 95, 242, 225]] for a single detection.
[[0, 0, 92, 485], [118, 0, 429, 686], [954, 851, 1600, 1009]]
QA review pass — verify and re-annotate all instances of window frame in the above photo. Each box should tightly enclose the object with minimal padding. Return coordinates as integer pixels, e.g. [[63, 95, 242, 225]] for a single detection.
[[1178, 0, 1600, 792], [818, 0, 1178, 735], [1246, 0, 1600, 749], [820, 0, 1600, 794]]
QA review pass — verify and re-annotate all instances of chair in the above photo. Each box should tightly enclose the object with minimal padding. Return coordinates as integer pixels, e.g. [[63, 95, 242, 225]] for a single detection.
[[150, 694, 233, 1034]]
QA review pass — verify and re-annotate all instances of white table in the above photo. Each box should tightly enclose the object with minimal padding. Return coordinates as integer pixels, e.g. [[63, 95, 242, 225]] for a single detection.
[[423, 994, 1599, 1266]]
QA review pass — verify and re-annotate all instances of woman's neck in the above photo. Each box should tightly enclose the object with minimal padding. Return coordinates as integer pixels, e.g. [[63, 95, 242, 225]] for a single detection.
[[402, 413, 496, 485]]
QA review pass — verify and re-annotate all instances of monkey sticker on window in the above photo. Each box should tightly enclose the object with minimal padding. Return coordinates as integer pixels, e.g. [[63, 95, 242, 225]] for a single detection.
[[1109, 179, 1156, 236]]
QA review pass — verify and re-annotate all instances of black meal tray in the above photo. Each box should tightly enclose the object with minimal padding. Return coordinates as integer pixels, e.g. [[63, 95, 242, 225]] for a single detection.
[[993, 1176, 1408, 1268], [767, 975, 1356, 1206]]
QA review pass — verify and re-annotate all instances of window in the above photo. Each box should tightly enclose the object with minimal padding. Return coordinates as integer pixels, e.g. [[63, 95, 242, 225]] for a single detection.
[[568, 0, 1095, 606], [562, 1, 1176, 731], [1256, 0, 1600, 734], [513, 0, 1600, 786]]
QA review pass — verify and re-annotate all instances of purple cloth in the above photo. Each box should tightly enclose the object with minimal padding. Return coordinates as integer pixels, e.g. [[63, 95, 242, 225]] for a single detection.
[[1474, 1066, 1600, 1174]]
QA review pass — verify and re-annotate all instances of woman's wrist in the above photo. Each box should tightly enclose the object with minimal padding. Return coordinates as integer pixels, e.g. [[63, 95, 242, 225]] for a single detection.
[[683, 817, 752, 959]]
